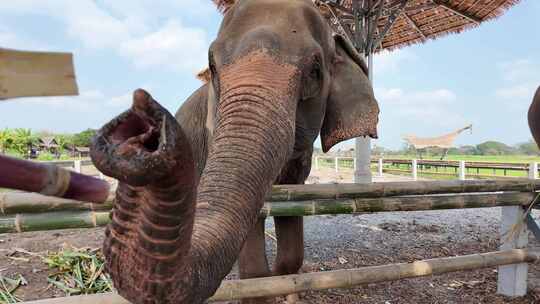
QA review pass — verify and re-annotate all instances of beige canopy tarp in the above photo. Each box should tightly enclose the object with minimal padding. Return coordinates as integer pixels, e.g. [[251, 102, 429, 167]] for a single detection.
[[403, 124, 472, 149]]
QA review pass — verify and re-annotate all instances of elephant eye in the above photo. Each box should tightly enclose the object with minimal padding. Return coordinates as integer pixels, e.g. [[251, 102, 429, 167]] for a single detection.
[[302, 60, 322, 101]]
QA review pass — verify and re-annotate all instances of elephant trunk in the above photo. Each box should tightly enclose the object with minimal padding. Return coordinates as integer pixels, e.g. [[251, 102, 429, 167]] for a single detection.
[[91, 54, 299, 303]]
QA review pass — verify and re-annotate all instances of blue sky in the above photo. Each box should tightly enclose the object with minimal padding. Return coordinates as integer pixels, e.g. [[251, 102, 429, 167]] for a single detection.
[[1, 0, 539, 150]]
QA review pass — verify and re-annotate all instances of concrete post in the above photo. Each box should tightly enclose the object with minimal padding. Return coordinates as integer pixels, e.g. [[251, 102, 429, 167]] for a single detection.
[[497, 206, 528, 297], [458, 161, 466, 180], [529, 162, 538, 179], [335, 157, 339, 173], [411, 159, 418, 181], [315, 156, 319, 170], [74, 160, 82, 173], [354, 52, 373, 184], [378, 158, 383, 177], [353, 158, 357, 170], [354, 137, 372, 183]]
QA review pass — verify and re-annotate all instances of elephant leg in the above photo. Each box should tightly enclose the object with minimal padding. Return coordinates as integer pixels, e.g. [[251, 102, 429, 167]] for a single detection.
[[273, 216, 304, 304], [239, 217, 273, 304]]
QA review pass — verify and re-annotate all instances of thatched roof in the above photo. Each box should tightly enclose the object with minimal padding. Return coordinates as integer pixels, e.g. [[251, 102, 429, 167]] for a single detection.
[[38, 136, 59, 148], [211, 1, 521, 52], [403, 124, 472, 149], [316, 0, 521, 52]]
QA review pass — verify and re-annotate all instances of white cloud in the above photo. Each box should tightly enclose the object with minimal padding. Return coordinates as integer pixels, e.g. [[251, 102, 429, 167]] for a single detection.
[[497, 59, 537, 82], [0, 25, 48, 50], [0, 0, 211, 73], [496, 83, 538, 100], [495, 58, 539, 109], [375, 87, 465, 128], [20, 90, 134, 111], [106, 93, 132, 108], [373, 49, 416, 74], [120, 20, 208, 73]]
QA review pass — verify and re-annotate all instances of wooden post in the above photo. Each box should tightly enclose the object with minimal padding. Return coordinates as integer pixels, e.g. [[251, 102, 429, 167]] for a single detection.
[[335, 157, 339, 173], [497, 206, 529, 297], [459, 161, 466, 180], [73, 160, 82, 173], [378, 158, 383, 177], [411, 159, 418, 181], [529, 162, 538, 180], [0, 49, 78, 100]]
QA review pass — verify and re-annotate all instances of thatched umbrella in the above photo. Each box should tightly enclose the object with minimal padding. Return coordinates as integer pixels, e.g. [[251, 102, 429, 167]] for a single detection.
[[0, 48, 110, 203], [314, 0, 521, 182]]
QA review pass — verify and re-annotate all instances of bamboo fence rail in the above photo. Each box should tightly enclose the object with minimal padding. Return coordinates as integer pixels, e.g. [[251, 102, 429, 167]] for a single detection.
[[21, 248, 539, 303], [2, 179, 539, 215], [0, 192, 534, 233]]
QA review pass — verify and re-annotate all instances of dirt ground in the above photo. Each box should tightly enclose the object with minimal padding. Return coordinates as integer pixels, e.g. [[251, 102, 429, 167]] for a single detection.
[[1, 168, 539, 303]]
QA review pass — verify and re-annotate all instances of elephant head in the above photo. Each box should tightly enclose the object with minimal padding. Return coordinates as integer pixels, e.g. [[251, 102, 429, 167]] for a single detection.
[[528, 86, 540, 147], [90, 0, 378, 303]]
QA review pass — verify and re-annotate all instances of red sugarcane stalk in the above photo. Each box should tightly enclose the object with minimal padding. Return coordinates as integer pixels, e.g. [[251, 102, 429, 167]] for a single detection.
[[0, 154, 110, 203]]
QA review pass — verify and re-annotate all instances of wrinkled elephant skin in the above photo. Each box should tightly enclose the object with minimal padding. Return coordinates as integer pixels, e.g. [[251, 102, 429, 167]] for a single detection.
[[91, 0, 380, 303]]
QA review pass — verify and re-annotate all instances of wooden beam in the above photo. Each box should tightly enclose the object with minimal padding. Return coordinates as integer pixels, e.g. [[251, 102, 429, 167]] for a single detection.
[[21, 249, 540, 303], [403, 12, 427, 39], [0, 48, 78, 100], [373, 0, 410, 51], [433, 0, 481, 24]]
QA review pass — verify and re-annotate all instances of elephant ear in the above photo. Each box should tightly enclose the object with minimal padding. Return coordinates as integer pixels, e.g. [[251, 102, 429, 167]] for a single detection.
[[320, 34, 380, 153]]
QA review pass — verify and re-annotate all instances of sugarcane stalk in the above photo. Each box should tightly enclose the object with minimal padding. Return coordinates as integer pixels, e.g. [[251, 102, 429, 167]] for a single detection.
[[0, 192, 533, 233], [0, 155, 110, 203], [0, 192, 113, 214], [20, 249, 540, 303]]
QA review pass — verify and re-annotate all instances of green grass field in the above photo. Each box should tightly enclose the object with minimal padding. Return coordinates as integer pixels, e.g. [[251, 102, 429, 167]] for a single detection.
[[382, 154, 540, 163], [314, 154, 540, 180]]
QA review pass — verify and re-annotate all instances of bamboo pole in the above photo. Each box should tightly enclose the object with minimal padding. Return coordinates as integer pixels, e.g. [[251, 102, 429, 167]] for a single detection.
[[0, 211, 110, 233], [268, 179, 540, 201], [0, 192, 113, 214], [0, 155, 110, 203], [1, 179, 539, 215], [21, 249, 540, 304], [0, 192, 533, 233]]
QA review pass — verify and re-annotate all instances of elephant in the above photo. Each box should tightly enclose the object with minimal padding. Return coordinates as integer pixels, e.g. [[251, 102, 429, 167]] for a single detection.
[[89, 0, 379, 303], [528, 86, 540, 147]]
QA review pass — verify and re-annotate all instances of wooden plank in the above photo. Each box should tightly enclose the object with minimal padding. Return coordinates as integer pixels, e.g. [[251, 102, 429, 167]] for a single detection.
[[0, 48, 78, 100]]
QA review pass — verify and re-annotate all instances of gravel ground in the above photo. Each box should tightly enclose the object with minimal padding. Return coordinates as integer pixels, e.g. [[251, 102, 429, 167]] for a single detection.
[[1, 170, 539, 303]]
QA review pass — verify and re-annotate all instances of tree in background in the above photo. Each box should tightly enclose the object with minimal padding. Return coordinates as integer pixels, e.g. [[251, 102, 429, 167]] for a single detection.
[[72, 129, 97, 147], [516, 140, 540, 155], [11, 128, 37, 156], [0, 129, 14, 153], [475, 141, 516, 155]]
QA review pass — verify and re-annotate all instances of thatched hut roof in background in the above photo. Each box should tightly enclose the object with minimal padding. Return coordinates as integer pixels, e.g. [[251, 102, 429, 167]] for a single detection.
[[316, 0, 521, 52]]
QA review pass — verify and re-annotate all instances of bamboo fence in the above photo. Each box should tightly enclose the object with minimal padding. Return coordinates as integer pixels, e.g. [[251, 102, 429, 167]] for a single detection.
[[2, 179, 539, 215], [21, 248, 539, 303], [0, 192, 534, 233]]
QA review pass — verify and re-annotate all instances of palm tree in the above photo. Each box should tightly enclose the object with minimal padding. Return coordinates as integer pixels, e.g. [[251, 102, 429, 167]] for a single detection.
[[0, 129, 14, 154]]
